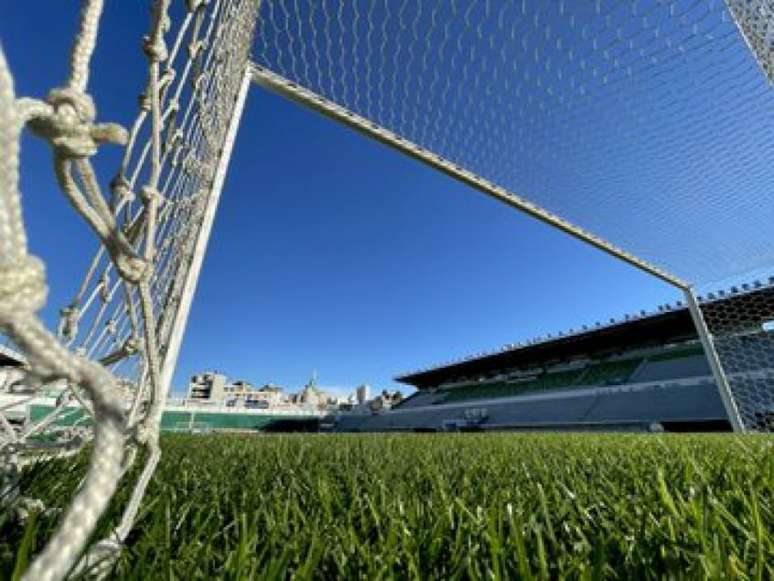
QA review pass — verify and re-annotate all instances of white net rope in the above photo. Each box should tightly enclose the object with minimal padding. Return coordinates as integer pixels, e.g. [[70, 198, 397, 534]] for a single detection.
[[0, 0, 257, 578], [254, 0, 774, 286]]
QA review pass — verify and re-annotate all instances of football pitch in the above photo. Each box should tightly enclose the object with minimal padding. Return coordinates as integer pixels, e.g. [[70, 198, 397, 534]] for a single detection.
[[4, 433, 773, 579]]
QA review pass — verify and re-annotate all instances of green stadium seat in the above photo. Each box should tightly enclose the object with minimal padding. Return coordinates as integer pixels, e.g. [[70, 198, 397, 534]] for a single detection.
[[440, 359, 643, 403]]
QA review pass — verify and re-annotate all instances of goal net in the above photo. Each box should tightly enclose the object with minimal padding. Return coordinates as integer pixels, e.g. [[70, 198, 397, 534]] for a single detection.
[[1, 0, 257, 578], [1, 0, 773, 578], [251, 0, 774, 433]]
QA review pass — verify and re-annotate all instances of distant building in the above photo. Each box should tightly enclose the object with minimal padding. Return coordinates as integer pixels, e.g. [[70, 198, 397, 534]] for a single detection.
[[187, 373, 292, 408], [297, 373, 329, 409], [183, 370, 388, 415], [187, 372, 227, 402], [368, 390, 404, 412], [241, 384, 285, 407], [355, 384, 370, 405]]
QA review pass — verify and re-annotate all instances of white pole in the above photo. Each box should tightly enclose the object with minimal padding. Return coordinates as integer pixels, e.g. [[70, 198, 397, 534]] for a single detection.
[[684, 287, 745, 432], [158, 66, 253, 398]]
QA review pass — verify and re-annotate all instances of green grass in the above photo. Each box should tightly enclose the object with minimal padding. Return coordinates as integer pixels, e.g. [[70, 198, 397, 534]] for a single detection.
[[3, 433, 773, 579]]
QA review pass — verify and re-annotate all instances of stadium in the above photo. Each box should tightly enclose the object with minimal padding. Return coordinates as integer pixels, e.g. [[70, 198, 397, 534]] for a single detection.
[[4, 281, 772, 436], [2, 1, 774, 579], [338, 283, 774, 433]]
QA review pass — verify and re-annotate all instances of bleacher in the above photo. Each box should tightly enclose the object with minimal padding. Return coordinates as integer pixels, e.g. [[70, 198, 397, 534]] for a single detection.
[[438, 357, 645, 404], [336, 299, 740, 432], [392, 389, 448, 409], [632, 351, 709, 383], [578, 358, 642, 386], [336, 381, 727, 433], [441, 370, 581, 403]]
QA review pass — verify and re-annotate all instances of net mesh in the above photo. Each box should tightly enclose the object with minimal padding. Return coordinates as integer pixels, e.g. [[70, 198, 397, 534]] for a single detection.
[[1, 0, 774, 578], [697, 277, 774, 432], [254, 0, 774, 285], [0, 0, 257, 578]]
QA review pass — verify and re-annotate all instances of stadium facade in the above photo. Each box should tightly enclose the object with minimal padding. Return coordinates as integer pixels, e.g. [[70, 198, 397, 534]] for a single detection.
[[336, 285, 774, 433]]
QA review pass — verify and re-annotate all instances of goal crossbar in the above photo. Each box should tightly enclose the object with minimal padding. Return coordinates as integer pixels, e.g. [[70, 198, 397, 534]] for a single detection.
[[250, 64, 688, 291]]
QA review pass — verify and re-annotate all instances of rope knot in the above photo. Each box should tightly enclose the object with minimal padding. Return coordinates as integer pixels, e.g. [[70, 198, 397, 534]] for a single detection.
[[189, 40, 205, 59], [0, 256, 47, 319], [114, 253, 148, 284], [140, 186, 164, 207], [110, 175, 135, 208], [99, 272, 112, 302], [135, 419, 158, 445], [160, 68, 176, 89], [138, 92, 152, 112], [124, 336, 142, 355], [27, 88, 127, 158], [143, 35, 168, 62]]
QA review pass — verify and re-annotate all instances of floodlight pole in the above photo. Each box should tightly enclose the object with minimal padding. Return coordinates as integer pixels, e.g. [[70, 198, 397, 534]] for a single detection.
[[683, 287, 745, 433], [158, 65, 253, 398]]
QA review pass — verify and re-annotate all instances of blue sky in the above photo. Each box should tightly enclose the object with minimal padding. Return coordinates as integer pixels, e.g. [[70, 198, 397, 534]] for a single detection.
[[2, 2, 680, 397]]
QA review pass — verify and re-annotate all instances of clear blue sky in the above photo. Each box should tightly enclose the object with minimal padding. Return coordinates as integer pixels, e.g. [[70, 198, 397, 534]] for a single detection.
[[2, 2, 679, 397]]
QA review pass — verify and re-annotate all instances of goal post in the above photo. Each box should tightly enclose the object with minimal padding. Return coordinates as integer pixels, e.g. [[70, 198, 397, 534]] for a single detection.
[[250, 62, 765, 435], [158, 65, 254, 408], [684, 288, 745, 433]]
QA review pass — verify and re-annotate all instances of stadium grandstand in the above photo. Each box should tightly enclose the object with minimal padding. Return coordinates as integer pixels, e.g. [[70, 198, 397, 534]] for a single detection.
[[336, 282, 774, 434]]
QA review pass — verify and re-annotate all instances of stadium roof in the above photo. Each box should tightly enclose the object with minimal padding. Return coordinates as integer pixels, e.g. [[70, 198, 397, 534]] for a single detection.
[[397, 282, 774, 389]]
